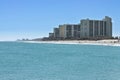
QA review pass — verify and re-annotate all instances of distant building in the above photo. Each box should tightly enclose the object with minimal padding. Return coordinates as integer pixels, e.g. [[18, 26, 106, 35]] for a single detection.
[[80, 16, 112, 39], [49, 33, 54, 39], [48, 16, 112, 40], [59, 24, 80, 39], [53, 28, 59, 39]]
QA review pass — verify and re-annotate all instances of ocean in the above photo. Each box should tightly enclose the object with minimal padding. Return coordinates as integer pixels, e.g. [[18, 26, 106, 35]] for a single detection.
[[0, 41, 120, 80]]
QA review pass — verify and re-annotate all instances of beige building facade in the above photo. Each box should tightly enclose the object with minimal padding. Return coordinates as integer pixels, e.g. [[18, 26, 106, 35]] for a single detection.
[[59, 24, 80, 39]]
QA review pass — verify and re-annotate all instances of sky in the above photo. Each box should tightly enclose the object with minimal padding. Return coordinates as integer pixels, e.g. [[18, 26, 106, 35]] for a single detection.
[[0, 0, 120, 41]]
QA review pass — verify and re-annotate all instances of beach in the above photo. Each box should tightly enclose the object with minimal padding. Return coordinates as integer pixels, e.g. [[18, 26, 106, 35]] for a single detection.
[[23, 39, 120, 46]]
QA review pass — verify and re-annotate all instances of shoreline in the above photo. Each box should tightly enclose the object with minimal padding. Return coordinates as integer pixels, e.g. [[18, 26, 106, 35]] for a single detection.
[[21, 39, 120, 47]]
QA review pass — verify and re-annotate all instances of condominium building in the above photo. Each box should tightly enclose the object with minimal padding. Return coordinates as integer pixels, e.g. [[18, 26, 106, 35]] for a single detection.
[[59, 24, 80, 39], [48, 16, 112, 40], [53, 28, 59, 38], [80, 16, 112, 39], [49, 33, 54, 39]]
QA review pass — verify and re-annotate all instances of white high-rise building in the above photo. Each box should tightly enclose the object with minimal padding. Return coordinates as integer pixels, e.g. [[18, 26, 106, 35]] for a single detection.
[[80, 16, 112, 39]]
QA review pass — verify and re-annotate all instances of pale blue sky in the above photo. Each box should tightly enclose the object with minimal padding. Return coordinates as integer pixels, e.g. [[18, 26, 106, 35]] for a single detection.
[[0, 0, 120, 41]]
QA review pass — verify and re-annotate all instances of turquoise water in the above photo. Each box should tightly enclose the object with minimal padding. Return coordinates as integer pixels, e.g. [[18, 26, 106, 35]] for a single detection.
[[0, 42, 120, 80]]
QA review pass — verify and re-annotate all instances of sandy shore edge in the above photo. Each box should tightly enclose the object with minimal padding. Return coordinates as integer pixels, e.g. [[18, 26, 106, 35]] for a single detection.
[[21, 39, 120, 47]]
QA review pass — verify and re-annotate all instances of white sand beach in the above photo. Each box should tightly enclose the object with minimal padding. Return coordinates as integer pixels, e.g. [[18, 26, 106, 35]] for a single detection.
[[22, 39, 120, 47]]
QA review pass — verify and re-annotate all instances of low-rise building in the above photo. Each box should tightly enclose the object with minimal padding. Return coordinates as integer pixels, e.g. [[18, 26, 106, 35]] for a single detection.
[[49, 33, 54, 39]]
